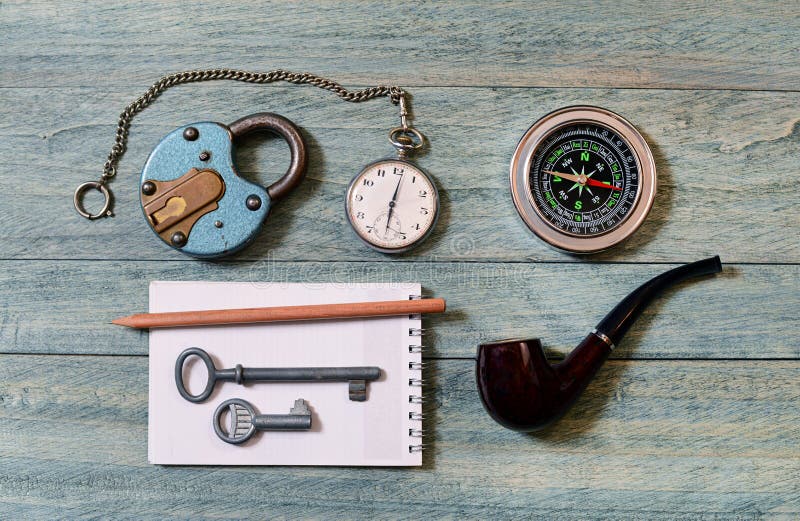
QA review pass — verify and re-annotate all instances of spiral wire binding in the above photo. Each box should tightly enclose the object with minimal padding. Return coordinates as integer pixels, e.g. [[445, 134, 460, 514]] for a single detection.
[[408, 294, 422, 320], [408, 306, 424, 455]]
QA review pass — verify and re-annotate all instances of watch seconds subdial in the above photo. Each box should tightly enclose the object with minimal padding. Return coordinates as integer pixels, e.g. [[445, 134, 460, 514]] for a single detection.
[[371, 212, 404, 241], [346, 159, 439, 253]]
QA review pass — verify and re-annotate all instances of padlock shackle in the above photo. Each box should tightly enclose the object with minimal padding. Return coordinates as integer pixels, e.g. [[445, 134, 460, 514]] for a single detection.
[[228, 112, 308, 202]]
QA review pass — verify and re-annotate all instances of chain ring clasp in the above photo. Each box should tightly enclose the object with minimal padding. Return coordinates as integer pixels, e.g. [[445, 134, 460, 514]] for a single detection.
[[389, 126, 425, 151], [73, 181, 113, 220]]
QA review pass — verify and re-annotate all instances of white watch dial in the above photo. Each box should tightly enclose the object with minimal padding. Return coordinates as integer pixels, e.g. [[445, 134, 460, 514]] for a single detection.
[[346, 160, 438, 252]]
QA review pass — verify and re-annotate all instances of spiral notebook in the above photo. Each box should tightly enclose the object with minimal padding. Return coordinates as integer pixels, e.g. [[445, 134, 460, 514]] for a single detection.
[[147, 281, 423, 466]]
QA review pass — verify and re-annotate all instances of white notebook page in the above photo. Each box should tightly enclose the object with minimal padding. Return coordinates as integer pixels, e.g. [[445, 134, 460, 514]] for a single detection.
[[147, 282, 422, 466]]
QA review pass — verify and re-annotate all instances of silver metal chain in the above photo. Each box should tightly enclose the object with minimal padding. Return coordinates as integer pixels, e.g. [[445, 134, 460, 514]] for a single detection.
[[74, 68, 420, 220], [103, 68, 407, 181]]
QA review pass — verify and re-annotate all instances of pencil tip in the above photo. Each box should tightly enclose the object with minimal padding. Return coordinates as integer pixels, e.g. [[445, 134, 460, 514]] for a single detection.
[[111, 317, 132, 327]]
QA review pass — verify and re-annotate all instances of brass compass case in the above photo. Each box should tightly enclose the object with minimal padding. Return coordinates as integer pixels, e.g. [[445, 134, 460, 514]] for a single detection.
[[510, 106, 657, 254]]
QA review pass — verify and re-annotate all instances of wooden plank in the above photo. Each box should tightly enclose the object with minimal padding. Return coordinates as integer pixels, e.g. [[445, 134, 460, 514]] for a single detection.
[[2, 1, 799, 90], [1, 260, 796, 359], [1, 1, 796, 518], [2, 86, 798, 263], [0, 355, 798, 519]]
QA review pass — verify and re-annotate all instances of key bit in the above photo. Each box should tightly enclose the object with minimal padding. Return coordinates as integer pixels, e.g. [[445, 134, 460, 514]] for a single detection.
[[213, 398, 312, 444], [289, 398, 311, 416]]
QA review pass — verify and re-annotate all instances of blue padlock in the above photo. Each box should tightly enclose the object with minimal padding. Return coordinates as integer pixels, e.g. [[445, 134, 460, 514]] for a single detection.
[[139, 113, 307, 258]]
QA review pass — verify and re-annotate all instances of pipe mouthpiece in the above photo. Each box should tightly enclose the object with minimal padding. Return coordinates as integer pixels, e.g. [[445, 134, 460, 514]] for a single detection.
[[689, 255, 722, 276]]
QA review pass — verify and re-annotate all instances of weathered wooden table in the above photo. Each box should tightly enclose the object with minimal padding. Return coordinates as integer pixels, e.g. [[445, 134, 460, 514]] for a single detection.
[[2, 2, 799, 518]]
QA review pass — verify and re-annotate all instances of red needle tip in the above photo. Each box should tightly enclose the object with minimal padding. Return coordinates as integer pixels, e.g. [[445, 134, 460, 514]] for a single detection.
[[585, 178, 623, 191]]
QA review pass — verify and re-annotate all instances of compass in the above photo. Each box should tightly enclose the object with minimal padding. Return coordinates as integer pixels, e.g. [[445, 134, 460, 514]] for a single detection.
[[510, 106, 656, 253]]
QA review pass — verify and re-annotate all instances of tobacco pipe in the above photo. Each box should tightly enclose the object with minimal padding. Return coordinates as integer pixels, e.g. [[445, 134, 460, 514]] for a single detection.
[[476, 256, 722, 432]]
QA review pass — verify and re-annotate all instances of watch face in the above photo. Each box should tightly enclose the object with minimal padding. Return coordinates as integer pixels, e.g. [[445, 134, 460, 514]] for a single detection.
[[510, 106, 656, 254], [346, 159, 438, 253], [528, 122, 640, 237]]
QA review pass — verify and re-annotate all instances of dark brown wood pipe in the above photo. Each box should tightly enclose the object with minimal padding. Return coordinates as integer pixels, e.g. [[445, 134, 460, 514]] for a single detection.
[[476, 256, 722, 432]]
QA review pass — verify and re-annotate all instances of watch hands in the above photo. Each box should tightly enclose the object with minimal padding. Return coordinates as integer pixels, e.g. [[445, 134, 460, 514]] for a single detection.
[[543, 169, 622, 191], [385, 171, 405, 233]]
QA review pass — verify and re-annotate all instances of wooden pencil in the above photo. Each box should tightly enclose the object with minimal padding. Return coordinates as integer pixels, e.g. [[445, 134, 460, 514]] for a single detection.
[[112, 297, 446, 329]]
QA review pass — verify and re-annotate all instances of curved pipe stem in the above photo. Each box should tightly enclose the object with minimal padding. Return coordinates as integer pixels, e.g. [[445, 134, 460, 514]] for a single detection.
[[596, 255, 722, 346], [476, 256, 722, 432]]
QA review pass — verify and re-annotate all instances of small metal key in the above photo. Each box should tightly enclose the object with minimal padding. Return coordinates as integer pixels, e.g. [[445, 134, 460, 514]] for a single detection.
[[213, 398, 311, 444], [175, 347, 382, 403]]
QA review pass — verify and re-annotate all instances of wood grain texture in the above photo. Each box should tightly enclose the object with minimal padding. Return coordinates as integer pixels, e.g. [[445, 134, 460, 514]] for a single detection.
[[1, 260, 796, 359], [2, 1, 799, 90], [1, 86, 798, 262], [0, 355, 798, 519], [2, 0, 799, 518]]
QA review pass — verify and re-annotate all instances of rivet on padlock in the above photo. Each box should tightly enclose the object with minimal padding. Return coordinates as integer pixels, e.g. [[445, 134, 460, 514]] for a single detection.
[[139, 113, 307, 258]]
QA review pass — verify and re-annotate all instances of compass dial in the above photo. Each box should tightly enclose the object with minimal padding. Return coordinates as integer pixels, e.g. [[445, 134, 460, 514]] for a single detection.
[[529, 123, 639, 237], [510, 106, 657, 254]]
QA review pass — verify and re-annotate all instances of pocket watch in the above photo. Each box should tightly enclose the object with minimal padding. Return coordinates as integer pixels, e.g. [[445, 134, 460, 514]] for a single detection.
[[346, 126, 439, 254]]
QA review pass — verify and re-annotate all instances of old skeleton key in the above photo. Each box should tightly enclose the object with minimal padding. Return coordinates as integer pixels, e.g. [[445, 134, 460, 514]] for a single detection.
[[175, 347, 382, 403], [213, 398, 312, 444]]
